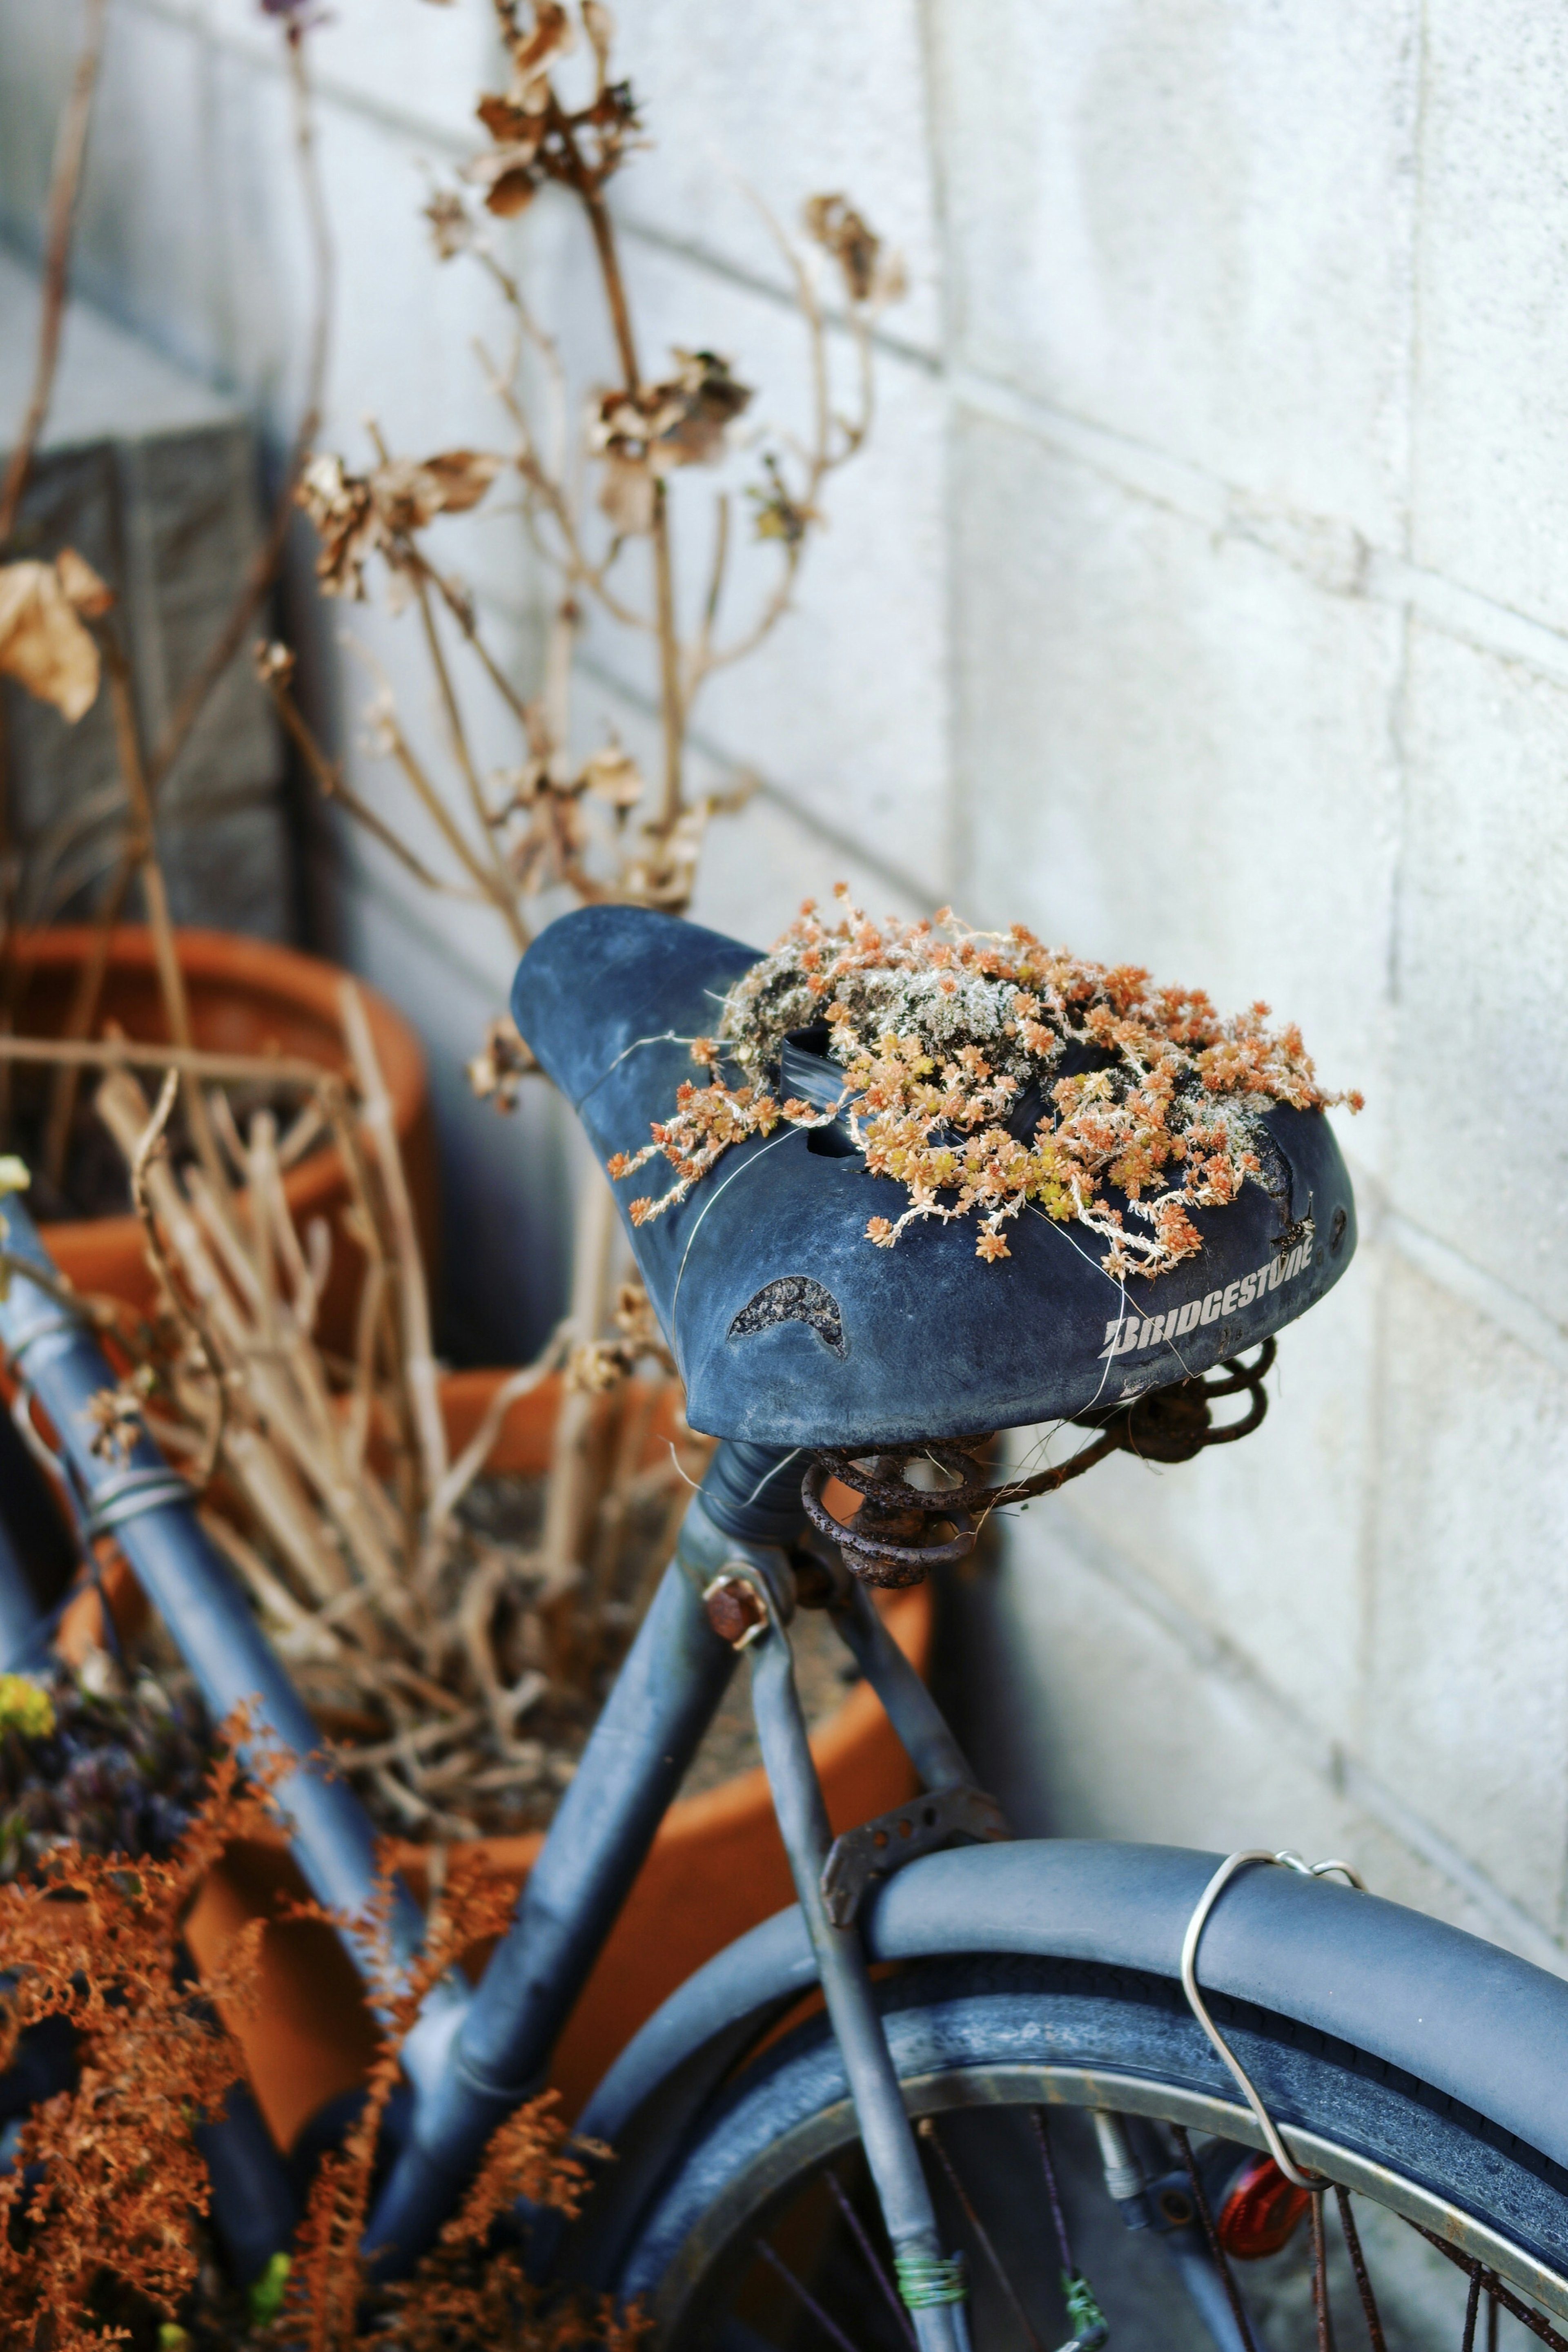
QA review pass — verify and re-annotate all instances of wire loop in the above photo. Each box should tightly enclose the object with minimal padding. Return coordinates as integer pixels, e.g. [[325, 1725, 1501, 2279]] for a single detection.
[[1180, 1847, 1367, 2189]]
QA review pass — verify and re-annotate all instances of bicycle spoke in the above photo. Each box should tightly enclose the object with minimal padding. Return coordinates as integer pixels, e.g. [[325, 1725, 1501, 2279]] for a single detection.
[[1410, 2225, 1568, 2352], [752, 2234, 864, 2352], [1031, 2107, 1076, 2278], [1311, 2189, 1336, 2352], [823, 2168, 917, 2352], [1172, 2124, 1262, 2352], [918, 2115, 1045, 2352], [1462, 2264, 1483, 2352], [1333, 2185, 1388, 2352]]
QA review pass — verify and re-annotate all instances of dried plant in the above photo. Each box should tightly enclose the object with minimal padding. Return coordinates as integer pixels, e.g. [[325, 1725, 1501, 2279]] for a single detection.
[[0, 1722, 640, 2350], [0, 0, 334, 1211], [0, 1736, 273, 2350], [265, 0, 905, 1014], [611, 889, 1362, 1279], [69, 984, 703, 1844], [277, 1858, 648, 2352]]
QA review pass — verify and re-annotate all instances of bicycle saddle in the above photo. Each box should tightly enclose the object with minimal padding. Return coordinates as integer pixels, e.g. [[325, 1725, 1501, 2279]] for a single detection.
[[512, 906, 1357, 1449]]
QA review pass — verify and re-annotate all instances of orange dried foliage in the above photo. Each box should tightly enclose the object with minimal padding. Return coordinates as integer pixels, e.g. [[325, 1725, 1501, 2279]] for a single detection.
[[617, 890, 1362, 1280], [0, 1738, 272, 2350], [1, 1728, 639, 2349], [277, 1855, 640, 2349]]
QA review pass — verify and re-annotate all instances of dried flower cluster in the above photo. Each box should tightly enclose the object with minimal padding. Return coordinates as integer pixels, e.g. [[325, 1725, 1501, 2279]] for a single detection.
[[614, 890, 1361, 1279]]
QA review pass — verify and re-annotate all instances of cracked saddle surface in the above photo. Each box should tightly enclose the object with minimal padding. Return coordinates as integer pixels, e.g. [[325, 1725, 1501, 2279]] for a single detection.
[[511, 906, 1357, 1449]]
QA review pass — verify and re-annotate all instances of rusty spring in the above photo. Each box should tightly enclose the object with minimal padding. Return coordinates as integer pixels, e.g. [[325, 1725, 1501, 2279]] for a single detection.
[[801, 1340, 1276, 1588]]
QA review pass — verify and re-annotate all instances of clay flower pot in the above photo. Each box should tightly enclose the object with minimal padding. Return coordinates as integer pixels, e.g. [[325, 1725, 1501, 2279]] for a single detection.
[[185, 1369, 931, 2150], [8, 925, 432, 1352]]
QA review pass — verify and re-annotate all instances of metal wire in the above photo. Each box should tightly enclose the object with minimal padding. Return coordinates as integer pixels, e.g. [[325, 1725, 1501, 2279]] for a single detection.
[[751, 2235, 861, 2352], [1172, 2124, 1261, 2352], [1179, 1848, 1366, 2191]]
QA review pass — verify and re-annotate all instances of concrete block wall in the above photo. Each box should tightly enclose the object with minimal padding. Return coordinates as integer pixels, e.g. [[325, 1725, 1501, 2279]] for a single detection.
[[5, 0, 1568, 1968]]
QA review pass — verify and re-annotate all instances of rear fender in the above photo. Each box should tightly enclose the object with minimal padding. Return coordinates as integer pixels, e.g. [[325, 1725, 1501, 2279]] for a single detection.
[[560, 1837, 1568, 2287]]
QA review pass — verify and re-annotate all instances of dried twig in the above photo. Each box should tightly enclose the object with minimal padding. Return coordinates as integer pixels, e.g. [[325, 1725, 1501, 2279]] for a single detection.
[[0, 0, 110, 548]]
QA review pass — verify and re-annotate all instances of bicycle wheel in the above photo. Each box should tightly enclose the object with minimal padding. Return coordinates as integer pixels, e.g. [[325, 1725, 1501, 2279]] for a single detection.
[[615, 1953, 1568, 2349]]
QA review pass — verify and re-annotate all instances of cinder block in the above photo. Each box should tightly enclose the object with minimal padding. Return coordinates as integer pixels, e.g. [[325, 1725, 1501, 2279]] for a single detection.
[[1055, 1223, 1382, 1753], [1391, 623, 1568, 1326], [962, 1508, 1563, 1962], [1411, 1, 1568, 629], [1363, 1251, 1568, 1931], [971, 1505, 1363, 1863], [0, 0, 77, 247], [931, 0, 1419, 546], [952, 408, 1397, 1178], [203, 0, 498, 145], [609, 0, 942, 359]]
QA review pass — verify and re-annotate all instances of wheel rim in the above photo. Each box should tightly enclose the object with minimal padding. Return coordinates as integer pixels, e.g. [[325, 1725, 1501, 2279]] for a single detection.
[[651, 2061, 1568, 2348]]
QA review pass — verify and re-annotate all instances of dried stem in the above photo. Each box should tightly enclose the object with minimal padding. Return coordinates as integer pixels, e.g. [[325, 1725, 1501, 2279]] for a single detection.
[[128, 1068, 227, 1487], [0, 0, 110, 548], [38, 852, 134, 1189], [339, 978, 447, 1506], [263, 660, 479, 899], [97, 630, 225, 1190], [410, 569, 530, 947], [650, 481, 684, 828], [0, 1029, 332, 1087]]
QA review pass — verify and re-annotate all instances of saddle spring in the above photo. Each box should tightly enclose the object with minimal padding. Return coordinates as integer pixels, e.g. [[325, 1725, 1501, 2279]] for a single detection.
[[802, 1341, 1276, 1587]]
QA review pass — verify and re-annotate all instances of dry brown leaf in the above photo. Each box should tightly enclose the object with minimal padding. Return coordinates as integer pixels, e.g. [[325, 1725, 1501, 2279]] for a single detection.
[[374, 448, 504, 530], [424, 186, 473, 259], [804, 192, 906, 308], [298, 449, 503, 596], [590, 351, 751, 532], [508, 0, 572, 84], [0, 557, 102, 721], [54, 544, 114, 617], [579, 740, 644, 808], [297, 453, 379, 598]]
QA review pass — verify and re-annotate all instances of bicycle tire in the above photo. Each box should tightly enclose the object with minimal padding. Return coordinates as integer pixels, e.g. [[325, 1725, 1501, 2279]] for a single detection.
[[616, 1953, 1568, 2348]]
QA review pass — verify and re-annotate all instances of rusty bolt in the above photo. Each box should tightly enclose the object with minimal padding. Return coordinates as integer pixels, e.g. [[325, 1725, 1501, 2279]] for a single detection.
[[704, 1576, 767, 1646]]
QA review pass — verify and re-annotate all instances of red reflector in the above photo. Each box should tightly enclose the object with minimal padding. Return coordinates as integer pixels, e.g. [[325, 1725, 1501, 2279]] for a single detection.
[[1216, 2154, 1312, 2260]]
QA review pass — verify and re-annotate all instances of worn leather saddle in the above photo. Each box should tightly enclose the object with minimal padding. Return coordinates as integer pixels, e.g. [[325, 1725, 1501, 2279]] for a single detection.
[[512, 906, 1356, 1449]]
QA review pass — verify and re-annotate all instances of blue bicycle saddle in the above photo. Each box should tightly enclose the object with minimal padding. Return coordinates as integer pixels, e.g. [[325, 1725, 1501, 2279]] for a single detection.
[[512, 906, 1357, 1449]]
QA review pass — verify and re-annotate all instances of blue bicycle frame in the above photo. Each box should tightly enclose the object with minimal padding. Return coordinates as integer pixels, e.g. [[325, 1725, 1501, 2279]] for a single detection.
[[0, 1194, 986, 2349]]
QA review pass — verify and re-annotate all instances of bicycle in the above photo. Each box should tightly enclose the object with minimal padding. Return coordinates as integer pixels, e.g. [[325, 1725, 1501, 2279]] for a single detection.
[[3, 899, 1566, 2352]]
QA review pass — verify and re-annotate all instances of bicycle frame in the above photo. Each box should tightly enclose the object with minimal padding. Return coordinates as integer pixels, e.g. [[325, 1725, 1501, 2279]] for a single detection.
[[13, 1190, 1568, 2346], [0, 1195, 980, 2344]]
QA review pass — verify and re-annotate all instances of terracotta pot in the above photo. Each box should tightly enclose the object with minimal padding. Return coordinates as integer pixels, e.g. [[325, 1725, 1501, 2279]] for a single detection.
[[8, 925, 433, 1352], [184, 1370, 931, 2150]]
